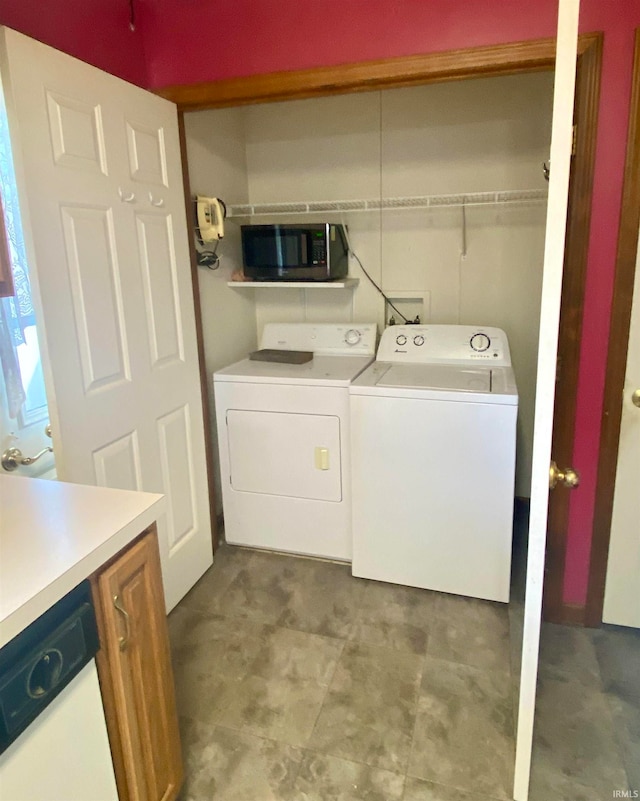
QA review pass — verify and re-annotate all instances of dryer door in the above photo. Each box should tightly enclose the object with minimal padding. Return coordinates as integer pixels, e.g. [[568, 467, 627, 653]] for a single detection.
[[226, 410, 342, 501]]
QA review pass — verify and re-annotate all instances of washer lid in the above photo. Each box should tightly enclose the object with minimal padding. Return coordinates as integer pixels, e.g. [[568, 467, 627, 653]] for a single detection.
[[377, 364, 492, 392]]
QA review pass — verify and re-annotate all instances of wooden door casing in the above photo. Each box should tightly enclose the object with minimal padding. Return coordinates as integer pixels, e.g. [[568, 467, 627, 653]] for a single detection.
[[587, 28, 640, 626], [543, 33, 603, 624], [93, 527, 183, 801]]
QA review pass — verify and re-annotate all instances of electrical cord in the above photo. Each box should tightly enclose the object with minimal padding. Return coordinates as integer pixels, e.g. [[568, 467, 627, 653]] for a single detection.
[[348, 249, 409, 323], [339, 218, 410, 323], [195, 236, 221, 270]]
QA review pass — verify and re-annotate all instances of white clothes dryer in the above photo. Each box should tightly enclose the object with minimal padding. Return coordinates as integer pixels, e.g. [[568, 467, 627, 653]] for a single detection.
[[350, 324, 518, 602], [214, 323, 376, 561]]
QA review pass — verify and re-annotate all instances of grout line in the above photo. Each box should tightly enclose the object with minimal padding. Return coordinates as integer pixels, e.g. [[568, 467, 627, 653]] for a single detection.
[[303, 635, 346, 750]]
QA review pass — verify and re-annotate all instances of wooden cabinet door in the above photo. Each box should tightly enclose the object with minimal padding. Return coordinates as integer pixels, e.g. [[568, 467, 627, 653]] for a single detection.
[[94, 528, 183, 801]]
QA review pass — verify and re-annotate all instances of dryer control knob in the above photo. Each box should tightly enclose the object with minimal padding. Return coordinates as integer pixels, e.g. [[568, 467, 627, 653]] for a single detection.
[[470, 333, 491, 352], [396, 334, 407, 346], [344, 329, 361, 346], [413, 335, 425, 346]]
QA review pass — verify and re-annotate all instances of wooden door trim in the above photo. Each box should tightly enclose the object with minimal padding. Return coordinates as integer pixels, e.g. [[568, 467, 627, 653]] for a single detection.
[[542, 32, 603, 624], [177, 112, 219, 554], [157, 35, 599, 111], [585, 28, 640, 627]]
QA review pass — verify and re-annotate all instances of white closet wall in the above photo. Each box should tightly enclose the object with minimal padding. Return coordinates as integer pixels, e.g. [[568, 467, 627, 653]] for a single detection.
[[185, 72, 554, 498], [379, 78, 550, 495], [244, 92, 383, 330], [183, 108, 257, 511]]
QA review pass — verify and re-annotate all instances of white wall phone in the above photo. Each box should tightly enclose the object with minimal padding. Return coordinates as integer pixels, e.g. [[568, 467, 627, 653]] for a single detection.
[[196, 196, 225, 242]]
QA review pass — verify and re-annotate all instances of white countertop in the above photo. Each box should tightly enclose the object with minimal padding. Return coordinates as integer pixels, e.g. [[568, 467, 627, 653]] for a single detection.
[[0, 476, 164, 649]]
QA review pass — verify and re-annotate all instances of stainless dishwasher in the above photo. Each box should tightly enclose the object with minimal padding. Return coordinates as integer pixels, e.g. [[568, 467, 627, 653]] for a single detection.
[[0, 581, 118, 800]]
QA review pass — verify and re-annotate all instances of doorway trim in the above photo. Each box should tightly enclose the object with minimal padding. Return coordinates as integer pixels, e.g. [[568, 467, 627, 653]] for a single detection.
[[586, 28, 640, 627], [543, 32, 603, 624], [161, 34, 602, 615], [158, 36, 594, 109]]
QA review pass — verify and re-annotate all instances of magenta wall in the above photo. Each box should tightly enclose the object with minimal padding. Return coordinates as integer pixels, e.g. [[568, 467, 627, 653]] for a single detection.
[[0, 0, 147, 86], [563, 2, 640, 604], [0, 0, 638, 608], [139, 0, 559, 88]]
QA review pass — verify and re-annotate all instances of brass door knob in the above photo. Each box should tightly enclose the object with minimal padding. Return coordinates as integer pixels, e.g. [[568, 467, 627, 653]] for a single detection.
[[549, 460, 580, 489], [632, 389, 640, 408]]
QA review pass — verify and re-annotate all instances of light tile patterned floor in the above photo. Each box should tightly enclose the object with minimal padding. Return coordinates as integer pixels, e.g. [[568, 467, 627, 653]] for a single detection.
[[168, 543, 639, 801]]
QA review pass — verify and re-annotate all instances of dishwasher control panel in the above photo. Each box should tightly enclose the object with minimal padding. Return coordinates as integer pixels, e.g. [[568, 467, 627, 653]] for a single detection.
[[0, 581, 99, 754]]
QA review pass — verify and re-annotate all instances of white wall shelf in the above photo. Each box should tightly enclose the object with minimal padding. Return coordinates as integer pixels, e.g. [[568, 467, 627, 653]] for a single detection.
[[227, 278, 359, 289], [226, 189, 548, 218]]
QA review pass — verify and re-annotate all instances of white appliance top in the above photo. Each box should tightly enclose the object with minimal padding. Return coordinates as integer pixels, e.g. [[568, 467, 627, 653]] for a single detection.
[[375, 324, 512, 366], [378, 364, 492, 392], [261, 322, 377, 356], [214, 323, 377, 387], [351, 324, 518, 404]]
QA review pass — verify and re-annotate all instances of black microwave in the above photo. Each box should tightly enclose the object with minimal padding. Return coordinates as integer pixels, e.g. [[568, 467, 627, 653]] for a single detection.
[[241, 223, 349, 281]]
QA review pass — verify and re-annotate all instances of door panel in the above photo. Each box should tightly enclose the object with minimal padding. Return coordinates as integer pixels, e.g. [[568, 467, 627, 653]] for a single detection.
[[61, 205, 131, 391], [135, 211, 184, 366], [94, 529, 183, 801], [126, 120, 168, 187], [157, 403, 199, 552], [603, 230, 640, 628], [227, 409, 342, 501], [0, 27, 213, 609], [93, 431, 142, 492], [46, 91, 107, 174]]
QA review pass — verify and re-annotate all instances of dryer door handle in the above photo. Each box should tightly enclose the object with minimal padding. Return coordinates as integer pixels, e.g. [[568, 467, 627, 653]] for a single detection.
[[315, 447, 330, 470]]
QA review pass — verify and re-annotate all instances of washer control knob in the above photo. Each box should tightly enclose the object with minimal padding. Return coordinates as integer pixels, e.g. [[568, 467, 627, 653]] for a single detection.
[[470, 333, 491, 352], [344, 328, 361, 346], [396, 334, 407, 346], [413, 335, 425, 346]]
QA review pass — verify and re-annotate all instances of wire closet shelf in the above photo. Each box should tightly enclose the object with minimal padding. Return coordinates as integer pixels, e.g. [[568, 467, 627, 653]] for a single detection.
[[226, 188, 548, 218]]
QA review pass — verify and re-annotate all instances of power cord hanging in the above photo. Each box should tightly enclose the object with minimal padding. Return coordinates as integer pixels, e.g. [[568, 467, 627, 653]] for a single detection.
[[349, 249, 409, 323], [195, 236, 221, 270], [340, 220, 410, 324]]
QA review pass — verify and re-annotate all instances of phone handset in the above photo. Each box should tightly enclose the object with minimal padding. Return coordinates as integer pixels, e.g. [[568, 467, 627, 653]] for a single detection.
[[196, 196, 226, 242]]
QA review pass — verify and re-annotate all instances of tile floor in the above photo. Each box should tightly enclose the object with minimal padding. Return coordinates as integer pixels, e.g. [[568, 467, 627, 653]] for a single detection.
[[169, 542, 639, 801]]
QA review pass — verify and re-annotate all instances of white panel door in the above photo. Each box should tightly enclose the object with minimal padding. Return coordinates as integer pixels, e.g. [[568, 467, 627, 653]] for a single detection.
[[603, 228, 640, 628], [0, 27, 213, 609], [513, 2, 581, 799]]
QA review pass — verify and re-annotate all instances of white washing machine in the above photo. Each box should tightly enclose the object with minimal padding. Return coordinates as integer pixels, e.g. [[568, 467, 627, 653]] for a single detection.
[[350, 324, 518, 602], [214, 322, 377, 561]]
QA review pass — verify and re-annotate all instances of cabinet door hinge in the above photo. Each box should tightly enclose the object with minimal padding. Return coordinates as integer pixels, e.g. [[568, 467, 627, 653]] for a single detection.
[[571, 124, 577, 156]]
